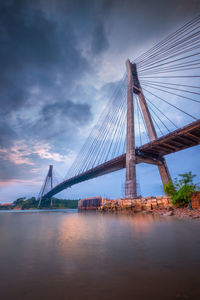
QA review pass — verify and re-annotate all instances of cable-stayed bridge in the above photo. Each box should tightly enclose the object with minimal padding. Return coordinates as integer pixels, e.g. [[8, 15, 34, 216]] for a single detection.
[[38, 16, 200, 206]]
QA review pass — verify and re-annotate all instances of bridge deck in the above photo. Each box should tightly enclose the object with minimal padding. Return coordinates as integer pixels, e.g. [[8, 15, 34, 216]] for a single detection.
[[139, 119, 200, 157], [43, 120, 200, 199]]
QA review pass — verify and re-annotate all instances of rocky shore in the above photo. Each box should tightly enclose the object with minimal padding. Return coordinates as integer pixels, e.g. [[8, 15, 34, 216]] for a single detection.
[[98, 197, 200, 221], [99, 206, 200, 221], [152, 207, 200, 220]]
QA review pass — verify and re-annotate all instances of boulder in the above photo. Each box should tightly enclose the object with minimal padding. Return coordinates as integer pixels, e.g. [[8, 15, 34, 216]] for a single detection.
[[163, 210, 174, 216], [167, 206, 174, 211]]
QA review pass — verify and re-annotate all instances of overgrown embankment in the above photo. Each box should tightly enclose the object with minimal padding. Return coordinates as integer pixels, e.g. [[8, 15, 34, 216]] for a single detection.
[[0, 197, 78, 210]]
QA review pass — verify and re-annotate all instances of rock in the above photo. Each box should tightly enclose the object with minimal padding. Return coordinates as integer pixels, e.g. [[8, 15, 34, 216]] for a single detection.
[[163, 211, 174, 216], [192, 215, 200, 219], [167, 206, 174, 211]]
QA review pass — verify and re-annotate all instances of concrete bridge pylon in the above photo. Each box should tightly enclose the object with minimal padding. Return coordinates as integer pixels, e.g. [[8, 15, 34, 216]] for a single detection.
[[125, 60, 171, 198], [38, 165, 53, 208]]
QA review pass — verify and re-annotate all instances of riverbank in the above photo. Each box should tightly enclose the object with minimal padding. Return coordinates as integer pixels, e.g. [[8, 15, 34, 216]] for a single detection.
[[99, 206, 200, 221], [0, 197, 78, 210], [152, 207, 200, 220], [98, 196, 200, 221]]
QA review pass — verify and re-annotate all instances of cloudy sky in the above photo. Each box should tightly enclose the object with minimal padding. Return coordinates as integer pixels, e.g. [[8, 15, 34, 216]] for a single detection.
[[0, 0, 200, 203]]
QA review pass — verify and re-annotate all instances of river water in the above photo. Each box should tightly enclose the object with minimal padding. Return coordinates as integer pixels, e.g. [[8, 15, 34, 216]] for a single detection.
[[0, 209, 199, 300]]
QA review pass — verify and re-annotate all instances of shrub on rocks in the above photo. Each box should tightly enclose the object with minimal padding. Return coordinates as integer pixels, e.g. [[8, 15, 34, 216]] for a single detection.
[[164, 172, 199, 207]]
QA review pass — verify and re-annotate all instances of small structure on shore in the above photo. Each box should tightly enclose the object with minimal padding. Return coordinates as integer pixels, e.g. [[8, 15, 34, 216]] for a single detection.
[[78, 197, 104, 210]]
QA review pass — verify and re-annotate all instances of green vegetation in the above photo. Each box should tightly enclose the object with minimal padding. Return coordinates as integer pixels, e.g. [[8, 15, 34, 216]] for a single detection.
[[13, 197, 26, 206], [164, 172, 199, 207], [36, 197, 78, 209], [0, 197, 78, 210]]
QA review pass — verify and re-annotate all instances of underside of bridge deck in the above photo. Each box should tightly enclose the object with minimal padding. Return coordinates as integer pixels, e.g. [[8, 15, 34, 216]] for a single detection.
[[138, 119, 200, 157], [42, 153, 163, 199]]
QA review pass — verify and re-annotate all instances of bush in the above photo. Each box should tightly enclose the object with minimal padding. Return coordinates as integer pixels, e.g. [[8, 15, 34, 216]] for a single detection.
[[164, 172, 199, 207], [13, 197, 26, 206], [21, 197, 37, 209]]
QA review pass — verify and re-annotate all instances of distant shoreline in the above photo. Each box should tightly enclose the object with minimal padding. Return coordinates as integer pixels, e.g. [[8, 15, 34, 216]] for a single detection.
[[0, 197, 78, 210], [0, 208, 77, 212]]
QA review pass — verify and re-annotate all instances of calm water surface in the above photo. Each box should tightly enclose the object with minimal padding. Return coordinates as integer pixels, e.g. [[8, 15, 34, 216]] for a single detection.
[[0, 210, 199, 300]]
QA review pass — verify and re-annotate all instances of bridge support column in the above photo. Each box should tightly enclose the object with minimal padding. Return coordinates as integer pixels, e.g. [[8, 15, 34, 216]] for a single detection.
[[158, 160, 171, 186], [125, 60, 137, 198], [132, 63, 171, 187]]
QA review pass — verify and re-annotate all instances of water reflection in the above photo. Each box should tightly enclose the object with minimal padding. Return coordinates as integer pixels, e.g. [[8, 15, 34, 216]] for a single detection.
[[0, 210, 199, 300]]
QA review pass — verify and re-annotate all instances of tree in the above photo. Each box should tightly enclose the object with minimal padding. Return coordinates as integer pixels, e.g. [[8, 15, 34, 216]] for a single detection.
[[164, 172, 199, 207], [13, 197, 26, 206]]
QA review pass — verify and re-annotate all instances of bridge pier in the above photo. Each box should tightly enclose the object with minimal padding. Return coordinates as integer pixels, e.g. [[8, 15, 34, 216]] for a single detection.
[[125, 60, 137, 198], [125, 60, 171, 198], [158, 161, 171, 186]]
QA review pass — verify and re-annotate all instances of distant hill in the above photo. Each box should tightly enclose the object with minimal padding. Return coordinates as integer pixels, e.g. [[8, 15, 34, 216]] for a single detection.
[[0, 197, 78, 210]]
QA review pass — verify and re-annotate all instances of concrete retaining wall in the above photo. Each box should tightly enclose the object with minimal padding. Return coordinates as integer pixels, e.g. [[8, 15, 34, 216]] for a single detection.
[[99, 196, 172, 212], [78, 197, 103, 210]]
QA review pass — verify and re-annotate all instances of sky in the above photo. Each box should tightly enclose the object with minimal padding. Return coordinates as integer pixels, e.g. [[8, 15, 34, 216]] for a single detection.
[[0, 0, 200, 203]]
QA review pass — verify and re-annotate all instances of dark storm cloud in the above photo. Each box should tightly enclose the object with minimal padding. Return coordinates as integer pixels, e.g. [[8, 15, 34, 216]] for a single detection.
[[30, 100, 92, 141], [0, 158, 32, 181], [90, 22, 109, 54], [11, 99, 92, 147], [0, 0, 97, 157], [97, 0, 200, 59], [42, 101, 91, 125], [0, 119, 17, 147], [0, 1, 90, 113]]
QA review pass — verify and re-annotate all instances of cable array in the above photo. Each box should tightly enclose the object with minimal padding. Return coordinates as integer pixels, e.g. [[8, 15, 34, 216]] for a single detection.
[[133, 15, 200, 136], [65, 76, 128, 179]]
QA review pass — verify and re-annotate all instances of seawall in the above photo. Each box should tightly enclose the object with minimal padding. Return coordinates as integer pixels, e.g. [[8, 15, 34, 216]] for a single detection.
[[98, 196, 172, 212]]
